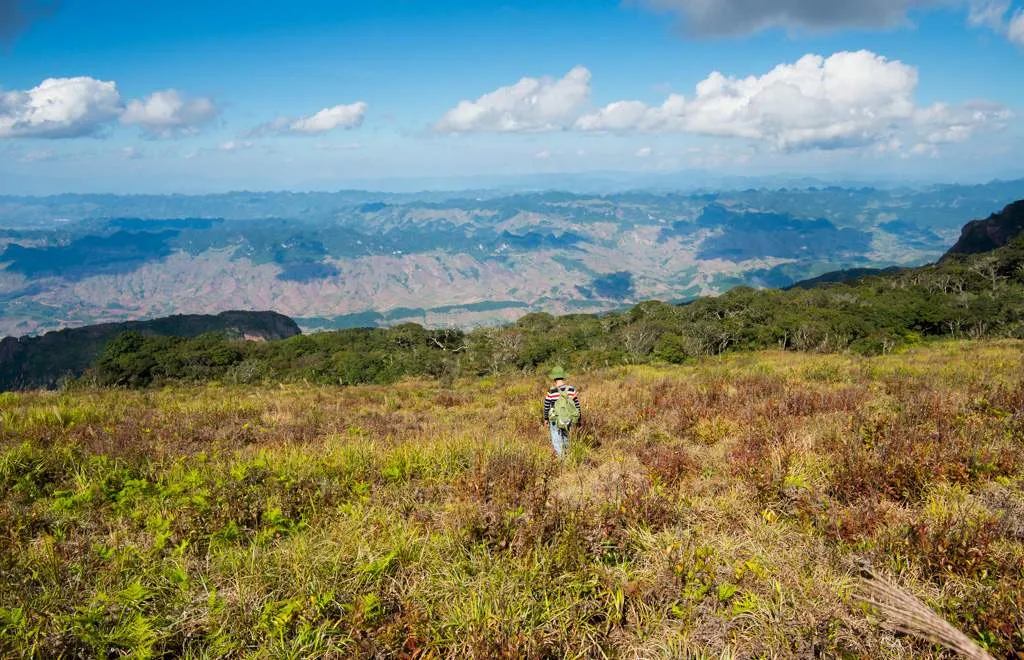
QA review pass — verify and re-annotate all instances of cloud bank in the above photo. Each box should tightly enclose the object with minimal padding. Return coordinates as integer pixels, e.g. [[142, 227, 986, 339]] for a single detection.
[[632, 0, 1024, 45], [0, 75, 366, 144], [577, 51, 923, 150], [577, 51, 1012, 151], [632, 0, 937, 36], [0, 76, 218, 139], [435, 52, 1012, 155]]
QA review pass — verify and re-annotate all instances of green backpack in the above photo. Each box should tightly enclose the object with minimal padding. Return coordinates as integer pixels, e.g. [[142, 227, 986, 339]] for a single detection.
[[552, 390, 580, 431]]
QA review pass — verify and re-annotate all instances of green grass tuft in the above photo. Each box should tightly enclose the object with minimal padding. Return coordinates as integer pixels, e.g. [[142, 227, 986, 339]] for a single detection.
[[2, 339, 1023, 656]]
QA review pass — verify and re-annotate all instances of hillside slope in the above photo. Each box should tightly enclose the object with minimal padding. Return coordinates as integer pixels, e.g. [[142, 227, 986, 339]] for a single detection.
[[1, 342, 1022, 656], [784, 266, 904, 290], [0, 310, 299, 391], [944, 199, 1024, 257]]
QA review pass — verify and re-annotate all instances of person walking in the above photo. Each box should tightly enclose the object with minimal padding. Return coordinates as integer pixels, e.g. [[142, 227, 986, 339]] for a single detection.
[[543, 366, 581, 458]]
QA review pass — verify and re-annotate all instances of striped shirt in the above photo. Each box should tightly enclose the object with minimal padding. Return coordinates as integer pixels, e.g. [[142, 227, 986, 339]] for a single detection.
[[543, 384, 581, 423]]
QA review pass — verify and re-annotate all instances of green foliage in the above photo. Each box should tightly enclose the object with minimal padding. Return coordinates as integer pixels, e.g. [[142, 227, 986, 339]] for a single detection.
[[3, 344, 1024, 656], [0, 311, 299, 391], [94, 332, 244, 388], [66, 236, 1024, 389]]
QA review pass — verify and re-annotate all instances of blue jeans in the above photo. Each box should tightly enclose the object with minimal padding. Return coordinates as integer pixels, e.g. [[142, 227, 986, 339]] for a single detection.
[[550, 421, 569, 458]]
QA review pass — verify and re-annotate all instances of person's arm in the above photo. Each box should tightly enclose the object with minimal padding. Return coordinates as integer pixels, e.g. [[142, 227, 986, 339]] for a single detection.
[[543, 394, 553, 423]]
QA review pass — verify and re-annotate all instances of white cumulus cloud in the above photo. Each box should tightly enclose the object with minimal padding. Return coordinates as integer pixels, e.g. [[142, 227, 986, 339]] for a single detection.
[[247, 102, 368, 137], [435, 66, 591, 133], [576, 50, 1012, 153], [0, 78, 221, 141], [290, 103, 367, 134], [121, 89, 218, 138], [578, 51, 922, 150], [0, 76, 123, 139]]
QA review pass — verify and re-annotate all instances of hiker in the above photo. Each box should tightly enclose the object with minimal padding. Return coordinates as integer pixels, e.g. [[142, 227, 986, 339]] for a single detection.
[[543, 366, 581, 458]]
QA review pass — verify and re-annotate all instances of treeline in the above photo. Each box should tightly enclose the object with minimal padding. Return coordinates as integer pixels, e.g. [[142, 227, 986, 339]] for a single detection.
[[0, 311, 300, 391], [87, 236, 1024, 388]]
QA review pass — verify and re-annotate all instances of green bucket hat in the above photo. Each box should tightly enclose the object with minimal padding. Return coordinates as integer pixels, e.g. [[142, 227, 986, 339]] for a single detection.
[[548, 366, 567, 380]]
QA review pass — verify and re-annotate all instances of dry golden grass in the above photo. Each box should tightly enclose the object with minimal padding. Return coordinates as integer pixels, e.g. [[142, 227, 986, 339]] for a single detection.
[[856, 566, 993, 659], [1, 340, 1022, 657]]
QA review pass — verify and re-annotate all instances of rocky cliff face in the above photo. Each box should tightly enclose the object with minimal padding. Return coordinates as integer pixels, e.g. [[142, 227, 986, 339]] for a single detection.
[[944, 200, 1024, 258]]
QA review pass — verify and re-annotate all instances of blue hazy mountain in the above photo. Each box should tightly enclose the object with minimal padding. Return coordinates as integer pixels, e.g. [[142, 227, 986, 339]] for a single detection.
[[1, 178, 1023, 337]]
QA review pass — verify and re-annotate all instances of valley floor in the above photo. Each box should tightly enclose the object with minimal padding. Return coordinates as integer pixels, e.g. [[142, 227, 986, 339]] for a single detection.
[[2, 341, 1023, 657]]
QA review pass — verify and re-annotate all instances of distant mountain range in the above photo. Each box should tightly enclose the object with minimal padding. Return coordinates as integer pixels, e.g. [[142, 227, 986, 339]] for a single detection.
[[5, 195, 1024, 392], [2, 179, 1024, 337], [3, 197, 1024, 392]]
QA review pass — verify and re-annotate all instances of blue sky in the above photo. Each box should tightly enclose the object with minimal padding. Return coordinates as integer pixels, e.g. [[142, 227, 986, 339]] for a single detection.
[[1, 0, 1022, 193]]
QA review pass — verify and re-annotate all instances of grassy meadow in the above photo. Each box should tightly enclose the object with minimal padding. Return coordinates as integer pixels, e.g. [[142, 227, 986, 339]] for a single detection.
[[2, 340, 1023, 658]]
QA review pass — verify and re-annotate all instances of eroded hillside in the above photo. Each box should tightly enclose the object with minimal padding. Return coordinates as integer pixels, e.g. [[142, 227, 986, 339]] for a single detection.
[[4, 182, 1024, 336]]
